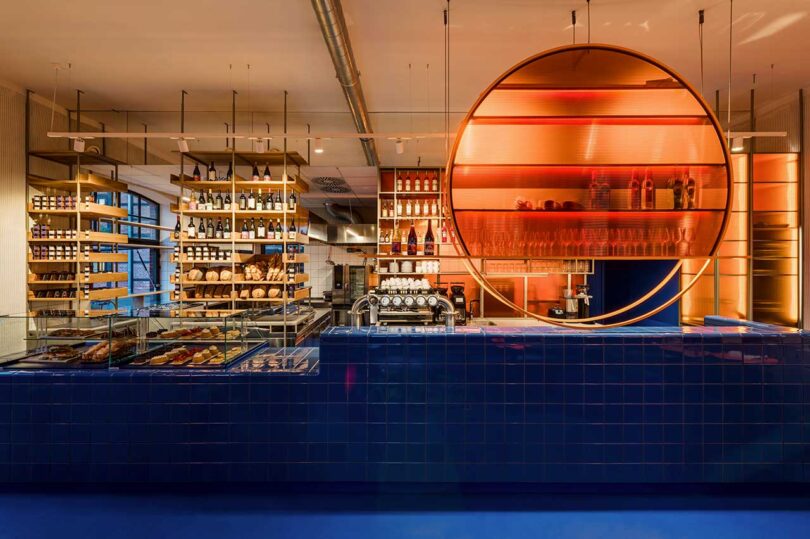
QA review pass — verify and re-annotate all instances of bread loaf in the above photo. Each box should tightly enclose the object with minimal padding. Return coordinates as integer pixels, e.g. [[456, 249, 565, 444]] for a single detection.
[[239, 286, 250, 299], [268, 286, 281, 298], [205, 269, 220, 282], [219, 269, 232, 281], [187, 268, 204, 282], [251, 285, 267, 299]]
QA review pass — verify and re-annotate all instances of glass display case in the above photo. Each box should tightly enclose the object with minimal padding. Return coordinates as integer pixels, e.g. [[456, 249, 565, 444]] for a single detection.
[[113, 311, 258, 369], [0, 313, 123, 369]]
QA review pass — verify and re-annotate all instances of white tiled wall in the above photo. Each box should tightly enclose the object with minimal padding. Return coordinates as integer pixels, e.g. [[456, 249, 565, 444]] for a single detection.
[[307, 243, 373, 299]]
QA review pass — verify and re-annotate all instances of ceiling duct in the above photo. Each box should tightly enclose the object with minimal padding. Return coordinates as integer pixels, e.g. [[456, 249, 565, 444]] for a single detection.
[[324, 201, 361, 224], [327, 224, 377, 245], [311, 0, 379, 166]]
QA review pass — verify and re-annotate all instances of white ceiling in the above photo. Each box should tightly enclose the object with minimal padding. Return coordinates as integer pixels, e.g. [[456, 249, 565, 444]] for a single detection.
[[2, 0, 809, 172]]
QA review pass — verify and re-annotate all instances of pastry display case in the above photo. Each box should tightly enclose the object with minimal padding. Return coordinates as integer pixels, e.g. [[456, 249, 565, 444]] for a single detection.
[[113, 312, 258, 369], [0, 313, 132, 369]]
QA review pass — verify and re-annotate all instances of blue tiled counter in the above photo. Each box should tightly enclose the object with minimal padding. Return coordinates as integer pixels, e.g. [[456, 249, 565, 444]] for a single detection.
[[1, 323, 809, 484]]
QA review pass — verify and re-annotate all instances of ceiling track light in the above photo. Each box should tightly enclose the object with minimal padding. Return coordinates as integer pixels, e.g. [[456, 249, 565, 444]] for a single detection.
[[177, 138, 189, 153], [314, 138, 324, 154], [73, 137, 86, 153], [395, 138, 405, 154], [731, 137, 744, 152], [255, 138, 267, 154]]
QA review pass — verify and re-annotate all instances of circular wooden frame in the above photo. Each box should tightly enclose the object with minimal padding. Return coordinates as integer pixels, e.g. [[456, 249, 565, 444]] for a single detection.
[[444, 44, 733, 327]]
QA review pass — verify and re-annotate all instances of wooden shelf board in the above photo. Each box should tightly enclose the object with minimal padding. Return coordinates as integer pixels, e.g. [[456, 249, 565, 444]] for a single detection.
[[171, 175, 308, 194], [28, 231, 128, 244], [28, 151, 125, 167], [85, 287, 128, 300], [178, 236, 308, 245], [27, 173, 128, 193], [171, 204, 308, 219], [28, 202, 128, 219], [182, 150, 307, 168]]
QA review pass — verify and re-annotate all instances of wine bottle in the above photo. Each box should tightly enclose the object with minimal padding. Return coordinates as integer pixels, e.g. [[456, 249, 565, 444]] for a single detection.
[[198, 217, 206, 239], [225, 162, 233, 181], [405, 172, 411, 192], [188, 193, 197, 211], [256, 189, 264, 211], [275, 219, 283, 237], [396, 199, 403, 217], [424, 220, 435, 256], [206, 189, 214, 211], [414, 171, 421, 192], [407, 221, 418, 256], [249, 218, 256, 240], [672, 177, 684, 210], [628, 171, 641, 210], [264, 191, 272, 210], [288, 191, 296, 211], [198, 190, 206, 209], [241, 220, 249, 239], [406, 200, 412, 217], [430, 199, 438, 216], [274, 190, 282, 211], [215, 191, 223, 210], [431, 172, 438, 192], [267, 220, 276, 240], [641, 172, 655, 210], [257, 217, 266, 239], [381, 201, 388, 218], [224, 192, 232, 210], [207, 161, 217, 181], [252, 163, 260, 182], [391, 228, 402, 254], [288, 219, 297, 240], [192, 164, 202, 182], [215, 218, 224, 239], [187, 217, 196, 239], [239, 191, 247, 211], [588, 171, 600, 210], [441, 222, 448, 243], [422, 199, 429, 216], [174, 216, 181, 239], [396, 173, 403, 192], [247, 190, 256, 210], [685, 177, 697, 209], [224, 218, 231, 239], [263, 164, 272, 182], [206, 218, 214, 239], [414, 199, 421, 216]]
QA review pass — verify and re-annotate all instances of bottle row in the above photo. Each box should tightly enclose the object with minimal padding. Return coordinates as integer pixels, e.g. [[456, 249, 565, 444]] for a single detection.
[[174, 216, 300, 241], [31, 225, 78, 239], [394, 171, 440, 193], [381, 221, 438, 256], [30, 271, 75, 282], [184, 188, 296, 212], [380, 199, 440, 218], [380, 220, 449, 249], [31, 195, 96, 211], [587, 173, 698, 210], [189, 162, 293, 183], [31, 288, 77, 299]]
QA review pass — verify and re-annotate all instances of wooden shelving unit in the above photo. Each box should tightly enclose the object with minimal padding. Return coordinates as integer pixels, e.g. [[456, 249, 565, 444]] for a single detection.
[[170, 156, 311, 314], [375, 167, 448, 279], [25, 164, 129, 317]]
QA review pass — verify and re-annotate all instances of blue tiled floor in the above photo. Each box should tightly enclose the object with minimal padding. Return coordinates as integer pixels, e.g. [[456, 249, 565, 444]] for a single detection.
[[1, 490, 809, 539]]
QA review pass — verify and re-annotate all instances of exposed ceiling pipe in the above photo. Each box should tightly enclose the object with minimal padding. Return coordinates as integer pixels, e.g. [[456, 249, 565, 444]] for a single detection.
[[311, 0, 379, 166]]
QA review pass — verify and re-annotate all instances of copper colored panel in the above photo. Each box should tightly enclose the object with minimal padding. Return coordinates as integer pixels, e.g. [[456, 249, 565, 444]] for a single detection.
[[752, 153, 799, 183], [752, 183, 798, 212], [499, 48, 679, 89], [476, 88, 706, 118], [456, 123, 726, 166]]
